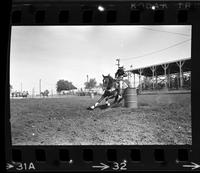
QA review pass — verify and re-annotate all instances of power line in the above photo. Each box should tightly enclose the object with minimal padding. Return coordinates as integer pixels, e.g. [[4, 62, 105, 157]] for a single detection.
[[121, 39, 191, 61], [140, 27, 190, 37]]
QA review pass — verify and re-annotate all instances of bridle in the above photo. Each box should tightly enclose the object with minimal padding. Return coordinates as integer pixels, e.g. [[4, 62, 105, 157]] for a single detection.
[[103, 76, 118, 92]]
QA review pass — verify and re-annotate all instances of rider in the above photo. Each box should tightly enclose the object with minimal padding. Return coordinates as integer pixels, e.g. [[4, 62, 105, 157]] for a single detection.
[[115, 66, 127, 99], [115, 66, 126, 79]]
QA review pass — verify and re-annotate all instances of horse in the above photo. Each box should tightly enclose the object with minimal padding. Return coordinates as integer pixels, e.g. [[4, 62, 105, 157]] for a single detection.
[[11, 92, 15, 97], [22, 91, 29, 98], [87, 74, 128, 110], [41, 90, 49, 97], [14, 91, 21, 97]]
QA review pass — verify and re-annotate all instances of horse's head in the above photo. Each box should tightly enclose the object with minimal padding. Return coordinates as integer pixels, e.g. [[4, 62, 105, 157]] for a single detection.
[[102, 74, 114, 90]]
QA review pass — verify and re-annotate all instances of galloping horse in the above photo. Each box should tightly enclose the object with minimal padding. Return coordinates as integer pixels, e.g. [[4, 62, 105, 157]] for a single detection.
[[88, 74, 128, 110]]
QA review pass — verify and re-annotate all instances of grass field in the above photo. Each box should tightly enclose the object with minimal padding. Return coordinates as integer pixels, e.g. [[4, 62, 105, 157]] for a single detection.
[[10, 93, 191, 145]]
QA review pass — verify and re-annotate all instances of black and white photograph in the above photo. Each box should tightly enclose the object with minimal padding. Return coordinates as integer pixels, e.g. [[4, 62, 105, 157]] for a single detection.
[[10, 25, 191, 145]]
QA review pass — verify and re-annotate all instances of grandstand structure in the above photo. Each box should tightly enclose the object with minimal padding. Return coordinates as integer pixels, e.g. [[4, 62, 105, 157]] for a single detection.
[[126, 57, 191, 91]]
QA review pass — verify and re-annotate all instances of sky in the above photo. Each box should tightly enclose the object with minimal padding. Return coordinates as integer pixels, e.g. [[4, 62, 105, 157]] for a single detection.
[[10, 25, 191, 94]]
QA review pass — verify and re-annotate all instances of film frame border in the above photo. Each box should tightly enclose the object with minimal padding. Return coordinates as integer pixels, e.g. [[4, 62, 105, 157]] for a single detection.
[[11, 1, 197, 25], [5, 0, 200, 171]]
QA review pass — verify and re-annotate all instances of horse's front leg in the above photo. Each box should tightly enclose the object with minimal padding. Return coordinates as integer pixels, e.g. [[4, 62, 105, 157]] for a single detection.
[[88, 95, 105, 110], [105, 94, 117, 107], [105, 97, 111, 107], [113, 93, 119, 104]]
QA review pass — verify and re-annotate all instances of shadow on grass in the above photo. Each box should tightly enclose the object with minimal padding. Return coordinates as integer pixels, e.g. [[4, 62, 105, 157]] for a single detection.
[[98, 103, 123, 109], [97, 104, 109, 110], [87, 103, 123, 110], [111, 103, 123, 108]]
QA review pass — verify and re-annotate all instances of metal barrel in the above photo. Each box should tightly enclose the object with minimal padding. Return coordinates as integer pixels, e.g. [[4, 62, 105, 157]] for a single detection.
[[124, 88, 138, 108]]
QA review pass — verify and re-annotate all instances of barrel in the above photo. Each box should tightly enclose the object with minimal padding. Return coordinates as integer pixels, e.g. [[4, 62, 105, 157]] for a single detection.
[[124, 88, 138, 108]]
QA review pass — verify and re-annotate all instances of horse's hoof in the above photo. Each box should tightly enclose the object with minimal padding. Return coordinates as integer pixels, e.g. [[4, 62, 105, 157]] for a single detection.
[[87, 107, 94, 110]]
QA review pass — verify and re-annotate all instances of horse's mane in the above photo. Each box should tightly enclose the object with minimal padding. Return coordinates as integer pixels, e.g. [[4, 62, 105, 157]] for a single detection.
[[107, 75, 114, 81]]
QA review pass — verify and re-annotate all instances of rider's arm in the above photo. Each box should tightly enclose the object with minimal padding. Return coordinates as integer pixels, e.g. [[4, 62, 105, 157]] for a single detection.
[[115, 72, 118, 78]]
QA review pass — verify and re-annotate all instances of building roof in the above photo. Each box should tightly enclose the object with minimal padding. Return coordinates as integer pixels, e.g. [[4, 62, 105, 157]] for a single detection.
[[127, 57, 191, 77]]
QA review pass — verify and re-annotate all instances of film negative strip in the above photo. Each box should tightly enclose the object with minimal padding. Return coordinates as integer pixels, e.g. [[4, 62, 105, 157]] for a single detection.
[[4, 0, 200, 172]]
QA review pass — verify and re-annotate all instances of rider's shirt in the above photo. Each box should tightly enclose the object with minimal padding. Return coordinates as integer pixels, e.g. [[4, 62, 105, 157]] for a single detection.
[[115, 67, 128, 90]]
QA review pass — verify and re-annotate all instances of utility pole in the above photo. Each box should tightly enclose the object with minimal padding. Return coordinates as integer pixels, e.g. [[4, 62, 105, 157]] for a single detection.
[[86, 75, 89, 92], [32, 87, 35, 98], [39, 79, 41, 97], [21, 82, 22, 92], [116, 58, 120, 68]]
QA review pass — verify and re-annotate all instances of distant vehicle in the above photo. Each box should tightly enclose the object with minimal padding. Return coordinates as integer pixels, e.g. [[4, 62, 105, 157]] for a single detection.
[[11, 91, 29, 98]]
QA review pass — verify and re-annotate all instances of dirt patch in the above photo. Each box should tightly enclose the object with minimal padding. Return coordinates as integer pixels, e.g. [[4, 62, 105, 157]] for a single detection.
[[10, 94, 191, 145]]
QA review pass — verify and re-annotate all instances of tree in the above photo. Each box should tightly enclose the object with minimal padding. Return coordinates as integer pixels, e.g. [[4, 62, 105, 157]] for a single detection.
[[98, 83, 103, 89], [56, 80, 77, 93], [56, 80, 65, 93], [66, 81, 77, 90], [84, 78, 97, 89]]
